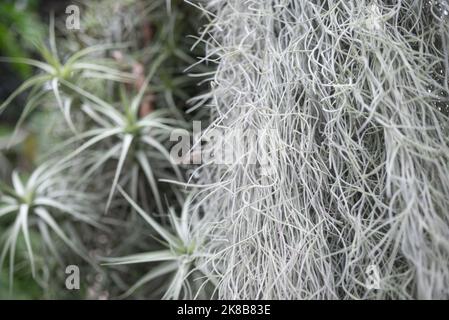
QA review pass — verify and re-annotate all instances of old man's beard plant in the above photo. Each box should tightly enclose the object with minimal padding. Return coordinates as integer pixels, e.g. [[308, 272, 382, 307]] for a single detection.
[[191, 0, 449, 299]]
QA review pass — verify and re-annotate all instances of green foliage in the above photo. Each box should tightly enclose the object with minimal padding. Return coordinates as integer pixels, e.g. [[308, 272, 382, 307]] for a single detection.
[[0, 163, 101, 290], [0, 0, 44, 78], [0, 0, 209, 299], [103, 190, 211, 299], [0, 17, 134, 134]]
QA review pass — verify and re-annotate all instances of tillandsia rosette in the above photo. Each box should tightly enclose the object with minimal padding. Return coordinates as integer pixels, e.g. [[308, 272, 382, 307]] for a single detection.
[[0, 0, 207, 299]]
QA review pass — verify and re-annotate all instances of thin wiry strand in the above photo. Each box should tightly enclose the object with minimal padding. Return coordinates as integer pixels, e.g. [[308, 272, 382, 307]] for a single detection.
[[190, 0, 449, 299]]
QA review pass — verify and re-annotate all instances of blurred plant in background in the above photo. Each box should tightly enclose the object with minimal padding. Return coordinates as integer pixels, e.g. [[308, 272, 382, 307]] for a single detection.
[[0, 0, 44, 78], [0, 0, 210, 299]]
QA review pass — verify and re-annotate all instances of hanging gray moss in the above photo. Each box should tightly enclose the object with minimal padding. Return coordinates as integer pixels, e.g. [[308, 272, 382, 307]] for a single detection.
[[192, 0, 449, 299]]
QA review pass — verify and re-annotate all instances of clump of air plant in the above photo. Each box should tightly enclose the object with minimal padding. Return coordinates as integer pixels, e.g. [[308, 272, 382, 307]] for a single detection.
[[0, 15, 134, 135], [190, 0, 449, 299], [103, 190, 213, 299], [59, 76, 185, 213], [1, 0, 208, 298], [0, 160, 102, 290]]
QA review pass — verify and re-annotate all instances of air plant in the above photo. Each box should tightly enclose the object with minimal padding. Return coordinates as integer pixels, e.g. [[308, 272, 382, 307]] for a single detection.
[[103, 189, 211, 299], [191, 0, 449, 300], [0, 161, 101, 289], [57, 70, 184, 213], [0, 0, 45, 78], [0, 15, 134, 134]]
